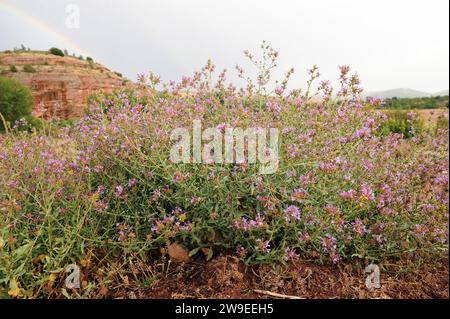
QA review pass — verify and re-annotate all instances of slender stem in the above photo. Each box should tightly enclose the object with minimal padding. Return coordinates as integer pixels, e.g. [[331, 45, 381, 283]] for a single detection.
[[0, 111, 10, 134]]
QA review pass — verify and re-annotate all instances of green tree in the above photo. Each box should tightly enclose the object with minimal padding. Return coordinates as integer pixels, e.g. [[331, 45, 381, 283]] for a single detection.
[[49, 47, 64, 57], [0, 77, 34, 132]]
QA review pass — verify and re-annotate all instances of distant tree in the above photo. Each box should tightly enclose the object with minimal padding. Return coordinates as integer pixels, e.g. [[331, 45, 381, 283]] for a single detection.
[[64, 49, 69, 56], [49, 47, 65, 57], [9, 65, 18, 72], [20, 44, 26, 51], [0, 77, 34, 132], [86, 57, 94, 63]]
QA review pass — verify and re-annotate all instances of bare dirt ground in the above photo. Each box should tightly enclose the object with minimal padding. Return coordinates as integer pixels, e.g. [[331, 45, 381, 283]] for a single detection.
[[108, 253, 449, 299]]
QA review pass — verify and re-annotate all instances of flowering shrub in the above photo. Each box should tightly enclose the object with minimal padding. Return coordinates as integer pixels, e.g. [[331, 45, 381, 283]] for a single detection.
[[0, 43, 448, 297]]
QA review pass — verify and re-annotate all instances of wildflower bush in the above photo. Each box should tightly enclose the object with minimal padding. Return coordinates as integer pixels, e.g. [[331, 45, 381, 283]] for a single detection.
[[0, 43, 448, 297]]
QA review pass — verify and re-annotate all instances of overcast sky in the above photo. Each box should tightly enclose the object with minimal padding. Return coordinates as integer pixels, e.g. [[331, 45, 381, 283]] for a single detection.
[[0, 0, 448, 92]]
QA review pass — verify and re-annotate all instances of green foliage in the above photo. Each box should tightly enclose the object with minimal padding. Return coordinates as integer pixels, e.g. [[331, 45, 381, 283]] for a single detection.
[[23, 65, 36, 73], [382, 96, 449, 110], [9, 65, 18, 73], [49, 47, 64, 57], [378, 110, 424, 138], [49, 117, 77, 129], [9, 115, 43, 132], [0, 77, 34, 132], [86, 57, 94, 63]]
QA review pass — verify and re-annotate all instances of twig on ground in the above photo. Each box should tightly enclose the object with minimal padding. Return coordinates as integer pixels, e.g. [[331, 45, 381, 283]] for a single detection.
[[253, 289, 305, 299]]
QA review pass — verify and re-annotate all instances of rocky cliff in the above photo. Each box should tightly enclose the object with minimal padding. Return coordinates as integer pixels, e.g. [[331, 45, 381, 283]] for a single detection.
[[0, 51, 127, 119]]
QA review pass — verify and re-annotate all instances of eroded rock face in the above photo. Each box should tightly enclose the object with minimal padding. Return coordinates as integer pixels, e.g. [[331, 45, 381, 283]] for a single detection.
[[0, 52, 127, 119]]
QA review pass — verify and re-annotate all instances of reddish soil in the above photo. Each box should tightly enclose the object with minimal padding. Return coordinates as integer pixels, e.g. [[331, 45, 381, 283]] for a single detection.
[[108, 254, 449, 299]]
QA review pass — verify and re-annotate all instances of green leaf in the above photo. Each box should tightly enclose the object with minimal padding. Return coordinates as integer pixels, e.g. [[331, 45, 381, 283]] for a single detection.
[[206, 248, 213, 261], [13, 242, 32, 259], [188, 247, 200, 257]]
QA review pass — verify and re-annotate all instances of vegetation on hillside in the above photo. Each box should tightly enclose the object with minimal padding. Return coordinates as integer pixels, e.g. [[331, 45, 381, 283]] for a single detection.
[[0, 48, 127, 81], [49, 47, 65, 57], [23, 65, 36, 73]]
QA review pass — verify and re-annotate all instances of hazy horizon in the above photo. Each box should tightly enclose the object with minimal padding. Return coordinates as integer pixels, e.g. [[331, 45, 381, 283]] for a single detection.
[[0, 0, 448, 93]]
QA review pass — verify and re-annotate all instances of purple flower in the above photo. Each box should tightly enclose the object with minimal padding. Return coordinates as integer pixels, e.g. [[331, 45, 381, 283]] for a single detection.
[[284, 205, 301, 221], [232, 213, 266, 231], [291, 188, 307, 202], [360, 183, 375, 202], [128, 178, 138, 188], [323, 204, 339, 215], [298, 230, 310, 241], [321, 234, 337, 252], [115, 185, 124, 197], [96, 185, 107, 195], [340, 189, 357, 201], [352, 219, 366, 236], [284, 247, 299, 261], [190, 196, 202, 206]]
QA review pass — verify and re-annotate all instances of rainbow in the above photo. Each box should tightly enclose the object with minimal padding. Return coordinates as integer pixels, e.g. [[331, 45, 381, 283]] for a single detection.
[[0, 0, 94, 59]]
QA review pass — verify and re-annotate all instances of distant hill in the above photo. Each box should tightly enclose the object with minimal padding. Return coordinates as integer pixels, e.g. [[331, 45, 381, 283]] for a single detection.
[[433, 90, 449, 97], [364, 88, 433, 99], [0, 50, 128, 119]]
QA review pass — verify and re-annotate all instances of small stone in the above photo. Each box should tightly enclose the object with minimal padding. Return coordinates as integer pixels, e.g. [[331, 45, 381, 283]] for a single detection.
[[167, 242, 190, 263]]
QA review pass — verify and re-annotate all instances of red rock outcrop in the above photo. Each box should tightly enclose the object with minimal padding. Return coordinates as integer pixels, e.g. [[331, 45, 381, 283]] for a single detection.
[[0, 51, 127, 119]]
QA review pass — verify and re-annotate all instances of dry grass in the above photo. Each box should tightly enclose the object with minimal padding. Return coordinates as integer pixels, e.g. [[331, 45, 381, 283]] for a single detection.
[[381, 108, 449, 129]]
